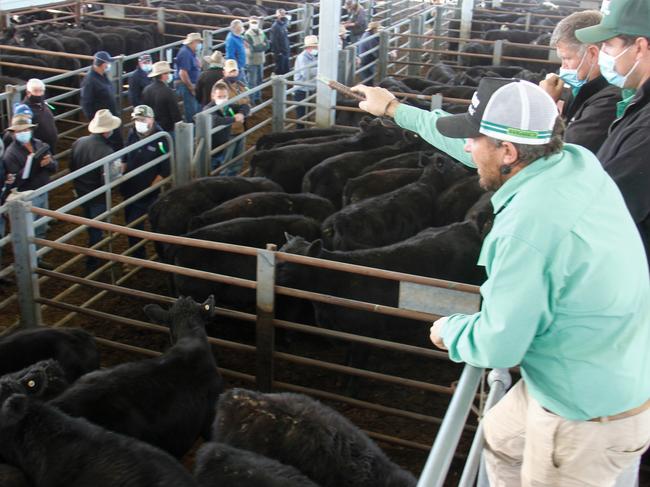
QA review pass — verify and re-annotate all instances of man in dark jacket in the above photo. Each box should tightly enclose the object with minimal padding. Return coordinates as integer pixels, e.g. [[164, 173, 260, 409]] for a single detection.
[[142, 61, 182, 134], [221, 60, 251, 176], [540, 10, 620, 155], [80, 51, 123, 151], [120, 105, 169, 261], [576, 0, 650, 263], [174, 32, 203, 122], [196, 51, 224, 107], [343, 0, 368, 45], [23, 78, 58, 152], [128, 54, 153, 108], [270, 9, 290, 75], [70, 109, 122, 270], [357, 22, 381, 85], [202, 81, 244, 172], [3, 114, 57, 269]]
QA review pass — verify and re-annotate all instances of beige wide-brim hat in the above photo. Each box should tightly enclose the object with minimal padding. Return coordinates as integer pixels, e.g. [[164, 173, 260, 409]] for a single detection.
[[89, 109, 121, 134], [366, 21, 381, 31], [203, 51, 224, 66], [224, 59, 239, 72], [7, 115, 37, 131], [304, 35, 318, 48], [148, 61, 173, 78], [182, 32, 202, 45]]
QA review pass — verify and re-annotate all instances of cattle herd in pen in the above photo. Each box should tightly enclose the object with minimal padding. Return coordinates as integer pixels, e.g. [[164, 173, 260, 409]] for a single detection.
[[0, 0, 585, 484]]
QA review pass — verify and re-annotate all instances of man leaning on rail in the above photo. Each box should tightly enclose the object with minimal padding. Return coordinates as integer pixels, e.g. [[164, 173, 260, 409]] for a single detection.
[[354, 79, 650, 486]]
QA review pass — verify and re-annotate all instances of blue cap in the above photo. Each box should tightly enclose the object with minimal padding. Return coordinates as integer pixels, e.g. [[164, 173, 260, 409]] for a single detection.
[[94, 51, 114, 65], [13, 103, 33, 118]]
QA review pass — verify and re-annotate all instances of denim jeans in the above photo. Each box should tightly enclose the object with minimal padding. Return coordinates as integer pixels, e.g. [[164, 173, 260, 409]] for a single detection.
[[294, 90, 308, 129], [82, 200, 107, 270], [246, 64, 264, 103], [274, 53, 290, 75], [30, 192, 49, 241], [220, 138, 245, 176], [177, 83, 201, 123], [124, 197, 155, 260]]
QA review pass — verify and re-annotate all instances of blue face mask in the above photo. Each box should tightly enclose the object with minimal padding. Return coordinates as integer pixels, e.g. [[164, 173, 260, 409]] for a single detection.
[[558, 50, 590, 90], [141, 63, 152, 73], [16, 131, 32, 144], [196, 43, 203, 53], [599, 46, 638, 88], [312, 49, 318, 57]]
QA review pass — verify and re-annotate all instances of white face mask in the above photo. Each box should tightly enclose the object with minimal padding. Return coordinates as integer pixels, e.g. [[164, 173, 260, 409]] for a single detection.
[[214, 98, 228, 105], [135, 121, 150, 134]]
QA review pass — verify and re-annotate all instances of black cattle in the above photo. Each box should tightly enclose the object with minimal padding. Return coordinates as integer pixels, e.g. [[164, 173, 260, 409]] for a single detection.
[[0, 392, 197, 487], [59, 35, 91, 55], [256, 128, 344, 150], [359, 151, 456, 175], [0, 327, 99, 383], [342, 168, 423, 206], [189, 192, 336, 231], [302, 137, 424, 209], [422, 84, 477, 99], [3, 359, 69, 401], [70, 29, 103, 53], [250, 118, 413, 192], [399, 76, 439, 92], [0, 54, 49, 81], [51, 296, 222, 458], [149, 176, 283, 259], [465, 191, 495, 239], [483, 29, 541, 43], [194, 442, 320, 487], [273, 133, 350, 148], [321, 161, 468, 250], [214, 388, 417, 487], [171, 215, 321, 305], [425, 62, 457, 84], [434, 176, 486, 226], [0, 464, 29, 487]]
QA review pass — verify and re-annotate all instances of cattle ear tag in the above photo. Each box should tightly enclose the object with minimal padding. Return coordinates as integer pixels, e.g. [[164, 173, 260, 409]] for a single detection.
[[27, 380, 36, 389], [204, 304, 211, 311]]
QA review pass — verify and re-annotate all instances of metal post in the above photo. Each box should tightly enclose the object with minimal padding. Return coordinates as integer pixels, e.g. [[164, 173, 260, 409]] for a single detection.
[[6, 85, 21, 118], [493, 39, 503, 66], [408, 14, 425, 77], [338, 49, 349, 84], [460, 0, 474, 41], [271, 75, 286, 132], [377, 29, 390, 81], [202, 29, 213, 61], [432, 6, 443, 63], [194, 111, 211, 178], [417, 365, 484, 487], [524, 12, 532, 31], [113, 55, 124, 116], [173, 121, 193, 185], [315, 0, 342, 127], [304, 3, 314, 36], [345, 45, 356, 85], [156, 7, 165, 35], [74, 0, 82, 23], [8, 199, 41, 328], [255, 245, 276, 392]]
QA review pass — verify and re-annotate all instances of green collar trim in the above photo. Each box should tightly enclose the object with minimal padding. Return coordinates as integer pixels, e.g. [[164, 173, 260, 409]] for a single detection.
[[481, 120, 552, 139]]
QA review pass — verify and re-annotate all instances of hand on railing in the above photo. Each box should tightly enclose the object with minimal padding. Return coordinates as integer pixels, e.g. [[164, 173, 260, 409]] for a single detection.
[[430, 317, 449, 351]]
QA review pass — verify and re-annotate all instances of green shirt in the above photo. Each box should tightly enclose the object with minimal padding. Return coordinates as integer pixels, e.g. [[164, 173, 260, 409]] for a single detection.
[[396, 103, 650, 420]]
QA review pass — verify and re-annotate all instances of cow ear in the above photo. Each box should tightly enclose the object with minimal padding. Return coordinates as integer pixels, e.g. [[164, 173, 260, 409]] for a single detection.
[[21, 369, 47, 397], [201, 295, 216, 318], [306, 239, 322, 257], [0, 394, 28, 426], [284, 232, 295, 243], [143, 304, 170, 324]]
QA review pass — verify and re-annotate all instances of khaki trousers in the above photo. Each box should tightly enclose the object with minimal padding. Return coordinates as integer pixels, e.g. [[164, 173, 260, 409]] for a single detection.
[[483, 380, 650, 487]]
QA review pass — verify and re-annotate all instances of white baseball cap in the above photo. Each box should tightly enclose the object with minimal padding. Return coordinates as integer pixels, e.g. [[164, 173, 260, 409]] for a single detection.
[[437, 78, 558, 145]]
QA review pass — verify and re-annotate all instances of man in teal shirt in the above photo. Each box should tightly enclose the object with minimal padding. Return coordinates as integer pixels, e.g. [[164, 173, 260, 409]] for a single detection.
[[355, 79, 650, 486]]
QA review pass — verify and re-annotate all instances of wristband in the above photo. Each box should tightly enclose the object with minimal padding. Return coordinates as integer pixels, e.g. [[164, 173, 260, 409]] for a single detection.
[[382, 98, 398, 117]]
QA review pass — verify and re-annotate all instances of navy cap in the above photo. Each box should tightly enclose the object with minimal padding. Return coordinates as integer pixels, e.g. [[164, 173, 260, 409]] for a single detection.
[[94, 51, 114, 64], [138, 53, 152, 63]]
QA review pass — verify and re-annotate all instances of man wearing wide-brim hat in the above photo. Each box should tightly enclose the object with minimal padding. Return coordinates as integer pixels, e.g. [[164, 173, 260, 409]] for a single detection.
[[196, 51, 225, 107], [70, 109, 122, 271], [218, 59, 251, 176], [175, 32, 203, 122], [356, 77, 650, 485], [2, 113, 57, 269], [293, 35, 318, 129], [574, 0, 650, 265], [141, 61, 182, 134]]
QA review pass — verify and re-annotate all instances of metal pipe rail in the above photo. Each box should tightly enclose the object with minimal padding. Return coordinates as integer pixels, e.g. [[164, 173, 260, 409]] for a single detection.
[[395, 33, 554, 51]]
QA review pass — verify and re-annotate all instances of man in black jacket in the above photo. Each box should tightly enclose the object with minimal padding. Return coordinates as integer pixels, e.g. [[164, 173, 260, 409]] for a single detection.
[[120, 105, 170, 261], [142, 61, 182, 134], [270, 9, 290, 75], [128, 54, 153, 108], [540, 10, 620, 154], [23, 78, 58, 153], [576, 0, 650, 263], [202, 81, 244, 172], [80, 51, 123, 151], [3, 114, 57, 269], [70, 109, 122, 270], [196, 50, 224, 107]]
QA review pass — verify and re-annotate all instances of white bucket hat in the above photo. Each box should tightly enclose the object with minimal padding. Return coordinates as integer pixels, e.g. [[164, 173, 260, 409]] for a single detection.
[[148, 61, 173, 78], [224, 59, 239, 72], [182, 32, 202, 45], [304, 35, 318, 48], [89, 109, 121, 134]]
